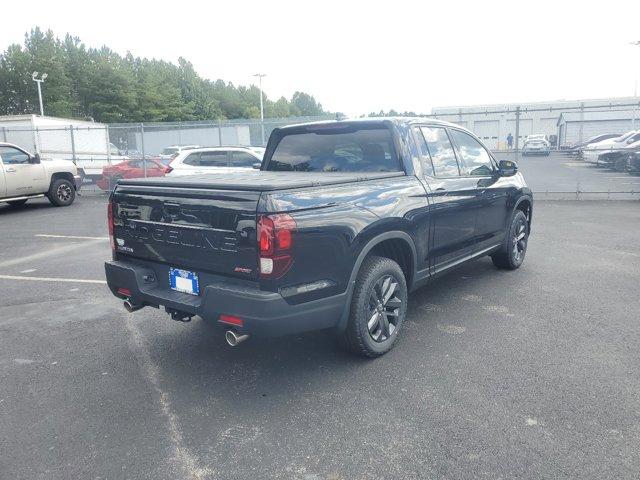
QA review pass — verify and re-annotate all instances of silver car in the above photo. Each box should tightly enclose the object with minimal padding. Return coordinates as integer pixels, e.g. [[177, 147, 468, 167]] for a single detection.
[[522, 136, 550, 156]]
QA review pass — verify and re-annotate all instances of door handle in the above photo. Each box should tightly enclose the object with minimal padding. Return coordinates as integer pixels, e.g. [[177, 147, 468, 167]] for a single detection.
[[5, 167, 16, 173], [434, 187, 446, 191]]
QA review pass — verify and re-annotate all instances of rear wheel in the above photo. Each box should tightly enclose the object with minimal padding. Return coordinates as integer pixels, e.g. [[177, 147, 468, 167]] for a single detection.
[[7, 199, 28, 207], [339, 256, 408, 357], [491, 210, 529, 270], [47, 178, 75, 207]]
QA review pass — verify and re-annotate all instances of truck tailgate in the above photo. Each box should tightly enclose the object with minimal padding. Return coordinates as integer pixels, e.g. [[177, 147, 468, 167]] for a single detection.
[[111, 184, 259, 279]]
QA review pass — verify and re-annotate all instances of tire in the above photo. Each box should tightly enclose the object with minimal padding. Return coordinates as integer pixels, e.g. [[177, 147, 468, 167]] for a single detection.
[[614, 158, 628, 172], [339, 256, 408, 357], [491, 210, 529, 270], [47, 178, 76, 207], [7, 199, 28, 207]]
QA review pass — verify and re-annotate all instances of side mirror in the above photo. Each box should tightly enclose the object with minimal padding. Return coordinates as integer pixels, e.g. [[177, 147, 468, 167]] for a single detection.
[[252, 162, 262, 170], [498, 160, 518, 176], [29, 153, 41, 164]]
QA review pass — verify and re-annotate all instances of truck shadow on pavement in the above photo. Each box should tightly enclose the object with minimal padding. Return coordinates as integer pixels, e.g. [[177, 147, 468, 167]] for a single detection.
[[136, 257, 509, 411]]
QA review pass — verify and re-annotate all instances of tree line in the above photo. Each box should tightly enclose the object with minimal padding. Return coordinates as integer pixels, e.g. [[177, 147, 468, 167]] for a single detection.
[[0, 28, 327, 123]]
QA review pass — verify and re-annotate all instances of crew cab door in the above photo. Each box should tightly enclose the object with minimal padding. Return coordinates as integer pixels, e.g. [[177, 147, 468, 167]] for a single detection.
[[413, 126, 479, 272], [0, 145, 46, 197], [448, 128, 509, 252]]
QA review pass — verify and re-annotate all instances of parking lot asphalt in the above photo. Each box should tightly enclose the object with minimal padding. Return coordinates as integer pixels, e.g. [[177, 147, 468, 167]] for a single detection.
[[494, 152, 640, 198], [1, 196, 639, 480]]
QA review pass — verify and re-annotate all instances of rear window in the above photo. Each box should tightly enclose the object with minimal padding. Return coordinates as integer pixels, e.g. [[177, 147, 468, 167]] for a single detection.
[[266, 126, 400, 172]]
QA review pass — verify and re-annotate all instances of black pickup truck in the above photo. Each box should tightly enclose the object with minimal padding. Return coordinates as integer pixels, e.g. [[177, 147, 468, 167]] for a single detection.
[[105, 118, 532, 357]]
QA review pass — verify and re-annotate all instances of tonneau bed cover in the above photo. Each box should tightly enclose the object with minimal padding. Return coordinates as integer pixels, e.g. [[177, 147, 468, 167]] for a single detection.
[[118, 170, 405, 191]]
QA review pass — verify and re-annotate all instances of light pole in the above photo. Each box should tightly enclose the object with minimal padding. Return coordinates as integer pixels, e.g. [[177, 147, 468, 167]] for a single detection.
[[253, 73, 266, 145], [630, 41, 640, 97], [32, 72, 48, 116]]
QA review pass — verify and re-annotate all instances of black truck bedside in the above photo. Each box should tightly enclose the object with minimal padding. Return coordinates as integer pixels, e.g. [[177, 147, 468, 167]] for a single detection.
[[105, 118, 532, 357]]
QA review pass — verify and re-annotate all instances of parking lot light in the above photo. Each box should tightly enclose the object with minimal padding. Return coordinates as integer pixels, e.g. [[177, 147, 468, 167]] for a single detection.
[[253, 73, 266, 145], [31, 72, 47, 116]]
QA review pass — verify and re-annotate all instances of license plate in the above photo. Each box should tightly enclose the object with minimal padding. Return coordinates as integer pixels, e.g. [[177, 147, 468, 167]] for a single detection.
[[169, 268, 200, 295]]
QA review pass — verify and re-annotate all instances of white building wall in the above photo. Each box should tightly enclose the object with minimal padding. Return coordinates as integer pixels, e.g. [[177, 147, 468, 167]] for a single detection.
[[432, 97, 640, 150], [563, 120, 636, 145]]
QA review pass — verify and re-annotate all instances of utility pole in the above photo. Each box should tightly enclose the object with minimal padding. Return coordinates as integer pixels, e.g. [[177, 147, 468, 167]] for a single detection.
[[253, 73, 267, 145], [514, 106, 520, 161], [32, 72, 48, 116], [630, 41, 640, 96]]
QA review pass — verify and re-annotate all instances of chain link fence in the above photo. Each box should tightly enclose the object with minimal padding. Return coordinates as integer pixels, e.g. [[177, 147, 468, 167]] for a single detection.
[[1, 105, 639, 199]]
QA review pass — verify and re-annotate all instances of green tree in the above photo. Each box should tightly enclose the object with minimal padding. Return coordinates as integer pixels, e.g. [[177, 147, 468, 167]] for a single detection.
[[0, 28, 329, 122], [291, 91, 324, 116]]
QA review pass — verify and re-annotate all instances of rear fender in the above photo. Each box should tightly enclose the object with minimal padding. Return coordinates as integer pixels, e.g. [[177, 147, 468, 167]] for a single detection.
[[334, 231, 417, 333]]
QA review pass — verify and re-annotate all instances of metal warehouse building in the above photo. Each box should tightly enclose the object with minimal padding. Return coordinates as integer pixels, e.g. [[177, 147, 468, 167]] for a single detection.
[[556, 110, 639, 146], [431, 97, 639, 149]]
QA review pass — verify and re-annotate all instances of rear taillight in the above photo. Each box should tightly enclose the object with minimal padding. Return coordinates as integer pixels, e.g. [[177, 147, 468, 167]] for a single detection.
[[108, 201, 115, 253], [257, 213, 296, 278]]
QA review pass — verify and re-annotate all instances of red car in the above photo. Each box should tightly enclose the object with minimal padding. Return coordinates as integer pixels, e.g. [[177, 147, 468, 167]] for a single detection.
[[97, 158, 171, 191]]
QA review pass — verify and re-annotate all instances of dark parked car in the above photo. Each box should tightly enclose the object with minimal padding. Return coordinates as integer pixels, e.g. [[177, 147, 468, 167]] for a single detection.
[[628, 151, 640, 175], [105, 119, 532, 357], [595, 139, 640, 171]]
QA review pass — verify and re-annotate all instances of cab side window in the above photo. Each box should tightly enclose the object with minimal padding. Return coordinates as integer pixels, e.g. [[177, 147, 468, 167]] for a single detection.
[[449, 129, 495, 176], [412, 127, 435, 176], [419, 126, 460, 177], [0, 146, 30, 165]]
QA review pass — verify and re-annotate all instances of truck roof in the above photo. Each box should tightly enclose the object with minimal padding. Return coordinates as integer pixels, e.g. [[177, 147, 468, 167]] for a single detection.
[[278, 117, 460, 131]]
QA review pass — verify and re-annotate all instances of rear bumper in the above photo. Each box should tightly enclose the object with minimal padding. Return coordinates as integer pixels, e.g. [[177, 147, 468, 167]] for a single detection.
[[105, 260, 347, 337], [74, 174, 83, 191]]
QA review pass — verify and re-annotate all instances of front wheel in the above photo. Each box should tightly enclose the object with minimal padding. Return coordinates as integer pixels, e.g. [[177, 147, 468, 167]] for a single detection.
[[48, 178, 76, 207], [339, 256, 408, 357], [491, 210, 529, 270]]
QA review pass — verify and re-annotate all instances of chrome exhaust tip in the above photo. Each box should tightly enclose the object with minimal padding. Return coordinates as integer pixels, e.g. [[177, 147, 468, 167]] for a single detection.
[[225, 330, 249, 347], [123, 299, 144, 313]]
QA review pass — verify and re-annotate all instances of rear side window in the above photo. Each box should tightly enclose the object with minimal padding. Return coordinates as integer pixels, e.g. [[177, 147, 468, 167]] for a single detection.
[[266, 126, 400, 172], [412, 127, 435, 176], [199, 151, 229, 167], [183, 153, 200, 166], [449, 129, 495, 176], [419, 127, 460, 177], [232, 151, 258, 167]]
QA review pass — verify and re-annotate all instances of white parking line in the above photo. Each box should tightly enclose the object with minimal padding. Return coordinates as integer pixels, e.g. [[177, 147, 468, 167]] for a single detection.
[[0, 274, 106, 284], [0, 239, 105, 268], [35, 234, 109, 240]]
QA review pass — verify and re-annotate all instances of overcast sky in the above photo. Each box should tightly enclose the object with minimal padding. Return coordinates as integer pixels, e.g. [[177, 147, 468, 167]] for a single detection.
[[2, 0, 639, 115]]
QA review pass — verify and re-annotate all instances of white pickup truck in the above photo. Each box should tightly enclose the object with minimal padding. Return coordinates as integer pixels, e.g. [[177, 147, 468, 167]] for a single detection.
[[0, 142, 81, 207]]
